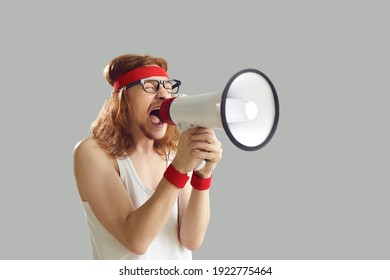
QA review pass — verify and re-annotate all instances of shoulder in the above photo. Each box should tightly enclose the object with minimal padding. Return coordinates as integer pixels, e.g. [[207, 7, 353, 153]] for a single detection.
[[73, 137, 116, 170], [74, 137, 99, 153], [74, 137, 111, 158]]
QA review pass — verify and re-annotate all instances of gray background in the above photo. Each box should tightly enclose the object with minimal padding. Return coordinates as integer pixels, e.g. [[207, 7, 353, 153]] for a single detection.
[[0, 0, 389, 259]]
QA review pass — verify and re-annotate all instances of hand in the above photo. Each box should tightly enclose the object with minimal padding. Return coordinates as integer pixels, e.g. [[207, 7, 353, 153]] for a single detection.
[[172, 127, 203, 173], [172, 127, 223, 176], [188, 127, 222, 178]]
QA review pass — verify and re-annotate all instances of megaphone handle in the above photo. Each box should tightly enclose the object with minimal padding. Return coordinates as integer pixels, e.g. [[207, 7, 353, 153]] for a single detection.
[[195, 160, 206, 171], [177, 122, 206, 171]]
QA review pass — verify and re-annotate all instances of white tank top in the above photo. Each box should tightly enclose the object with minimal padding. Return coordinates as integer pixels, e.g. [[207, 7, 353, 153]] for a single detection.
[[82, 156, 192, 260]]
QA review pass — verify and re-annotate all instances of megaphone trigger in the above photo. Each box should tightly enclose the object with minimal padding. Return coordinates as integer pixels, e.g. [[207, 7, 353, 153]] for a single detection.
[[177, 122, 196, 133]]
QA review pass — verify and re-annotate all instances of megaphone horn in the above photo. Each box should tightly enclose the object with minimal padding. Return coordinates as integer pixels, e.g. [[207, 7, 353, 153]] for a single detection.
[[159, 68, 279, 151]]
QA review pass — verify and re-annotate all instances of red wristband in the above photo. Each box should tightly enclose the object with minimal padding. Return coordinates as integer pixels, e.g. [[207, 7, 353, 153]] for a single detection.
[[164, 164, 189, 189], [191, 172, 212, 191]]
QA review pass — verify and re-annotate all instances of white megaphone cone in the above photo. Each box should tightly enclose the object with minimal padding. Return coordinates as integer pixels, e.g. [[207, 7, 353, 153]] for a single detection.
[[159, 68, 279, 152]]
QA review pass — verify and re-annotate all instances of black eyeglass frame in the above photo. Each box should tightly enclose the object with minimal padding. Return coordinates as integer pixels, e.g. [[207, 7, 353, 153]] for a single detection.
[[125, 78, 181, 94]]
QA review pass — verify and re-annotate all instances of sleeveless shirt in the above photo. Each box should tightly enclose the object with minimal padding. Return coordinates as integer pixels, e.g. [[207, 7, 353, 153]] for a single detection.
[[81, 156, 192, 260]]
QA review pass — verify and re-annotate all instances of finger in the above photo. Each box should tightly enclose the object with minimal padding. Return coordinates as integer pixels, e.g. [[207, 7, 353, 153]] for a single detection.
[[189, 127, 215, 136], [182, 127, 198, 137], [189, 141, 222, 152], [195, 127, 214, 133], [192, 149, 222, 161], [190, 132, 219, 144], [190, 141, 222, 153]]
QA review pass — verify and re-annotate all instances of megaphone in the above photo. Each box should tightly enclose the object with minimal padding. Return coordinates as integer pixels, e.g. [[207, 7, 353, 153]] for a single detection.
[[159, 68, 279, 151]]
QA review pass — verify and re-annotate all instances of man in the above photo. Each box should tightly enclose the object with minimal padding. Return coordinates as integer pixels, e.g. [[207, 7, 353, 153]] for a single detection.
[[73, 54, 222, 259]]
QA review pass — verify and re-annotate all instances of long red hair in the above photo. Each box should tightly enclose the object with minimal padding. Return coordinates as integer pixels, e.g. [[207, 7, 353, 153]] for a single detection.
[[91, 54, 180, 158]]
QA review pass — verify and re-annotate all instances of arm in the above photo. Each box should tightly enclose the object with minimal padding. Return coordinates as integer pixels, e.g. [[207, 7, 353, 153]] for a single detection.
[[73, 138, 182, 255], [177, 128, 222, 250], [178, 184, 210, 250]]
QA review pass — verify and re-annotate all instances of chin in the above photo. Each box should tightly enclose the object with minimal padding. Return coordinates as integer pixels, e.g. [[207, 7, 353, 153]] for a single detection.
[[152, 131, 166, 140], [142, 124, 167, 140]]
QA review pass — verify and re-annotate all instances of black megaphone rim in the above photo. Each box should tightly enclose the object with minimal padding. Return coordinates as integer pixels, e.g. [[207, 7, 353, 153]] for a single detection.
[[220, 68, 280, 151]]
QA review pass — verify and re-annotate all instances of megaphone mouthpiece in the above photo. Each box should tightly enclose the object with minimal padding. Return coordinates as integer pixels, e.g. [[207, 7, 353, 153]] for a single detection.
[[159, 98, 176, 125]]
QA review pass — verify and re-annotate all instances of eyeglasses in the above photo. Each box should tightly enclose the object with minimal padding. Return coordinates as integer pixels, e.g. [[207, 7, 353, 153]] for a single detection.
[[125, 78, 181, 94]]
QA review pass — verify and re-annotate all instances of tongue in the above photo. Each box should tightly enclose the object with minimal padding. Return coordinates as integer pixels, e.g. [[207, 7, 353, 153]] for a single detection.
[[150, 114, 161, 125]]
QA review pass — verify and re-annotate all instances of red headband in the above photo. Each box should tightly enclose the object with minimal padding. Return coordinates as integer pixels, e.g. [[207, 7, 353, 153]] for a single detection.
[[113, 66, 168, 91]]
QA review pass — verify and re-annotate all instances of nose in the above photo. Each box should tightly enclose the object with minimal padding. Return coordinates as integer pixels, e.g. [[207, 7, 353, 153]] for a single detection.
[[156, 87, 171, 100]]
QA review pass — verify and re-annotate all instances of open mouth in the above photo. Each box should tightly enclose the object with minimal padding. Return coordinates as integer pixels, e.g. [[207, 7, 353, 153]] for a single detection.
[[149, 108, 162, 125]]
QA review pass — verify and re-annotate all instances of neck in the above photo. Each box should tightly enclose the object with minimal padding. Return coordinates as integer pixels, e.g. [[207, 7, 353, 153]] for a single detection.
[[131, 137, 155, 155], [128, 126, 156, 155]]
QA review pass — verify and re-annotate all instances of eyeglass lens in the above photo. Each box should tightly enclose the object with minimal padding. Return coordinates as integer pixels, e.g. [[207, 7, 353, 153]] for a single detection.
[[142, 79, 179, 93]]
